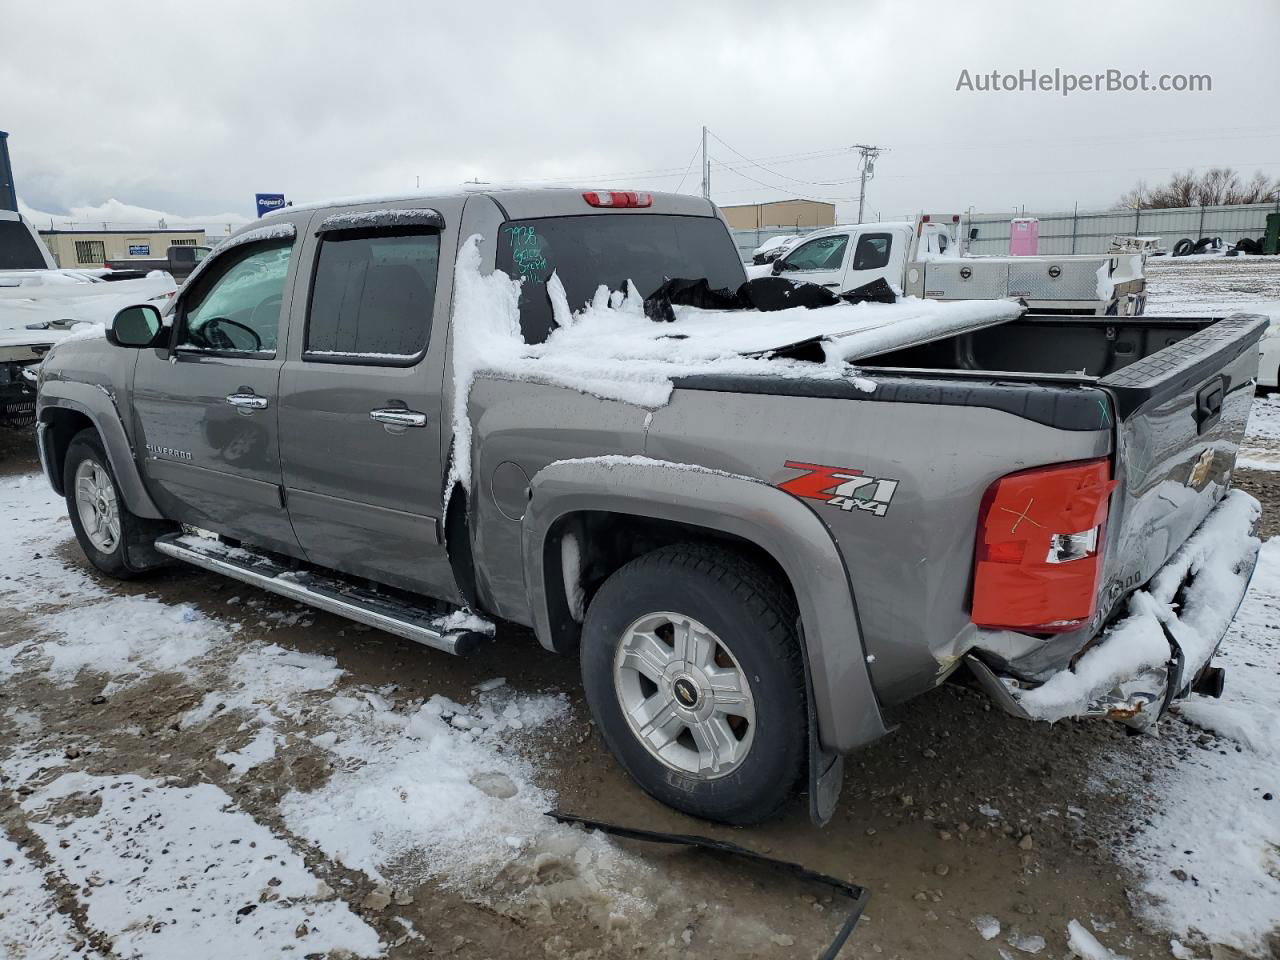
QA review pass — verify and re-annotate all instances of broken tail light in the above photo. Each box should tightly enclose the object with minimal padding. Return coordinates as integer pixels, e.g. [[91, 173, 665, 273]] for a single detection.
[[583, 191, 652, 208], [972, 458, 1116, 633]]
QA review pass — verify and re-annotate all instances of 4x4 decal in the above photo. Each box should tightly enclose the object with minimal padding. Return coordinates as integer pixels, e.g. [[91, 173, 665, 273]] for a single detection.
[[779, 461, 899, 518]]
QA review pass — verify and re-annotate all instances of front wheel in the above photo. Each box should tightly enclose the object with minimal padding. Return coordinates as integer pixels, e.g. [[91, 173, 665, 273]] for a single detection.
[[64, 429, 167, 579], [580, 545, 808, 825]]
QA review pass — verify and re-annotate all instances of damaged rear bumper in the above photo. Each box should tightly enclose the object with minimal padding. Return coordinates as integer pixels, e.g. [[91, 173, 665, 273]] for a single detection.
[[968, 489, 1261, 731]]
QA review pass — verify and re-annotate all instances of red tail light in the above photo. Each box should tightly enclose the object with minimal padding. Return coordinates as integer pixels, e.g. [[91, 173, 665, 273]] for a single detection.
[[583, 190, 652, 208], [972, 458, 1116, 633]]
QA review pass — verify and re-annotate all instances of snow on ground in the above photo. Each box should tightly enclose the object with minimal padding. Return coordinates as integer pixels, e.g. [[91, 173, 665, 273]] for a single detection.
[[0, 832, 103, 960], [0, 473, 611, 957], [1106, 537, 1280, 954], [15, 770, 382, 959]]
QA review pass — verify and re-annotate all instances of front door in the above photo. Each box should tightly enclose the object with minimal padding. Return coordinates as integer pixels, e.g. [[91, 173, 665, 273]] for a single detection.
[[131, 231, 302, 555], [775, 232, 851, 291], [277, 212, 458, 600]]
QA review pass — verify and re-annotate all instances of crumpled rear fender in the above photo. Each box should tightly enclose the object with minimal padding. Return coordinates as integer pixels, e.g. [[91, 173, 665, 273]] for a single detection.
[[521, 456, 890, 754]]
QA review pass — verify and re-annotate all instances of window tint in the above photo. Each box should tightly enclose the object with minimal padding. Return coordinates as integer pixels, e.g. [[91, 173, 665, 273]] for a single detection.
[[307, 228, 439, 359], [495, 214, 746, 344], [783, 235, 848, 271], [0, 221, 47, 269], [852, 233, 892, 270], [177, 241, 292, 354]]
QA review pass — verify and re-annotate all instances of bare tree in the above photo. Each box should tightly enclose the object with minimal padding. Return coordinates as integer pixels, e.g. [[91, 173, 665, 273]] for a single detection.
[[1119, 168, 1280, 208]]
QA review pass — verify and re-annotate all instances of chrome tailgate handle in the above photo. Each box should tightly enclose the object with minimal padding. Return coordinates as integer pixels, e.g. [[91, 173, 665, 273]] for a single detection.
[[225, 393, 268, 409], [370, 408, 427, 428]]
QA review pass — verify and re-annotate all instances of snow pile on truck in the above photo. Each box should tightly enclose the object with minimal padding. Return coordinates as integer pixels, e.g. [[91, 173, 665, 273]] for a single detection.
[[450, 234, 1022, 485]]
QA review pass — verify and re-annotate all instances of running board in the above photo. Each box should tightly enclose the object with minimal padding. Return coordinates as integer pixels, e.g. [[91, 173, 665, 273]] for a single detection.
[[153, 533, 490, 656]]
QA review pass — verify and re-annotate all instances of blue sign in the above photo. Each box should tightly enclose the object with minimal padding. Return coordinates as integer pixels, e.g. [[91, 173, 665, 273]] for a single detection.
[[128, 243, 150, 256], [255, 193, 286, 217]]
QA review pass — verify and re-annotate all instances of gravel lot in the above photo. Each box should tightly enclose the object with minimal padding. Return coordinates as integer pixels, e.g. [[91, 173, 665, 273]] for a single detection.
[[1, 259, 1278, 960]]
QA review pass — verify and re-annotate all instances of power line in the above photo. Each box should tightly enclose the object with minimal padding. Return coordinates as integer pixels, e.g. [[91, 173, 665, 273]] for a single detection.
[[673, 137, 703, 195]]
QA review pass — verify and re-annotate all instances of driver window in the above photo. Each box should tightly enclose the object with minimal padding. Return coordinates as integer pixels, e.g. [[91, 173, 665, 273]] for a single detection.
[[783, 234, 848, 272], [176, 240, 293, 355]]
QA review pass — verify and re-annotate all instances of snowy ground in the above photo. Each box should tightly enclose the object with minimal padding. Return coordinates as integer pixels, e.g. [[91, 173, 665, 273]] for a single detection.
[[1, 257, 1279, 959]]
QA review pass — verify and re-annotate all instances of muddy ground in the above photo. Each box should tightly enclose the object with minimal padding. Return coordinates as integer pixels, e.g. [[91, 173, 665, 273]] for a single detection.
[[2, 412, 1277, 960]]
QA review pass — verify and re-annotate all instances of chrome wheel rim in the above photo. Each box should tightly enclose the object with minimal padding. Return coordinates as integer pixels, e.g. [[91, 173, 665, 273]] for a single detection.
[[74, 459, 121, 553], [613, 611, 755, 779]]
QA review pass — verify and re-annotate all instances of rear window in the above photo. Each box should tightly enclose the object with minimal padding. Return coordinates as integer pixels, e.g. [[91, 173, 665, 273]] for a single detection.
[[0, 220, 48, 270], [495, 214, 746, 343]]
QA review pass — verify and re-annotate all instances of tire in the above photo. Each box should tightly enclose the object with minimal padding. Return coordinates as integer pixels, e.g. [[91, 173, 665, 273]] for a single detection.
[[1193, 237, 1212, 253], [63, 429, 168, 579], [580, 544, 807, 825], [1173, 238, 1193, 257]]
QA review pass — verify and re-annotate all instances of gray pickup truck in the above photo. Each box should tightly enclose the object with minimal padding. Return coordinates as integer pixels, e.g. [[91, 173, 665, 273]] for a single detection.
[[34, 188, 1266, 826]]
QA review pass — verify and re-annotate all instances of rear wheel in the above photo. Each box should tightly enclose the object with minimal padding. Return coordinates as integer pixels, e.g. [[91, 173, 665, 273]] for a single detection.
[[580, 544, 807, 824], [64, 429, 168, 579]]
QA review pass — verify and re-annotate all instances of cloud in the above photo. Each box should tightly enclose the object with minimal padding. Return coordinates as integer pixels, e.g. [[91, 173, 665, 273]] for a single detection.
[[4, 0, 1279, 223]]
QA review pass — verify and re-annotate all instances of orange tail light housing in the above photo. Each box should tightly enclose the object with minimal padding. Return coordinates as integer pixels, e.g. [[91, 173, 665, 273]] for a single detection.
[[972, 458, 1116, 633]]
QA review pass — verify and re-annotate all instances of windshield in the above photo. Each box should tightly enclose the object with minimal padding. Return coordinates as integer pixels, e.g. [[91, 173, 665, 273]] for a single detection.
[[0, 220, 48, 270], [496, 213, 746, 343]]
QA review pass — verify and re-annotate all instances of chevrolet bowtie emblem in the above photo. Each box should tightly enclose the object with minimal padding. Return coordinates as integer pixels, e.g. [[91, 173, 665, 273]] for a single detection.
[[1189, 448, 1214, 489]]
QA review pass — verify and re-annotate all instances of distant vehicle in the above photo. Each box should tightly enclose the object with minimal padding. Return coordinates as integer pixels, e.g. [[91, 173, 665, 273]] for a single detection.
[[755, 215, 1148, 316], [750, 234, 803, 265], [104, 244, 211, 281], [1, 211, 175, 425]]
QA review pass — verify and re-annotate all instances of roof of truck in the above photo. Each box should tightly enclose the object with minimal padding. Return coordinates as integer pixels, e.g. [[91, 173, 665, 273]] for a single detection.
[[263, 186, 717, 219]]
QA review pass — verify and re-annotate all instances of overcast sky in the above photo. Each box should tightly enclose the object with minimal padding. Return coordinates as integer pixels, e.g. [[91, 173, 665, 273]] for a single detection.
[[5, 0, 1280, 225]]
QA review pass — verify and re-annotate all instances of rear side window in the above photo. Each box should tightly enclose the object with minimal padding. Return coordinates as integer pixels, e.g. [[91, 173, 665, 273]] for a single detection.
[[852, 233, 892, 270], [307, 228, 439, 361]]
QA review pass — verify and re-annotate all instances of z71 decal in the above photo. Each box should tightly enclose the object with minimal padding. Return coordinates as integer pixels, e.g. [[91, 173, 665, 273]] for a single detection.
[[778, 461, 899, 518]]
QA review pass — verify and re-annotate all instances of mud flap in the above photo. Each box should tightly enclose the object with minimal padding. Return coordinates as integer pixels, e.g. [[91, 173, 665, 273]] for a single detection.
[[809, 697, 845, 826], [548, 811, 870, 959]]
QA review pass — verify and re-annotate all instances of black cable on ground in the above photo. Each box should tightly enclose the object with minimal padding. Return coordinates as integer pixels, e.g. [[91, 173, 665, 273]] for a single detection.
[[547, 810, 871, 959]]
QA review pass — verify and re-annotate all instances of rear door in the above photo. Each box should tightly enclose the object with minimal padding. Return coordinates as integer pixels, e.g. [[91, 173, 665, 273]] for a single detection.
[[841, 229, 903, 293], [277, 202, 462, 600], [131, 223, 305, 555]]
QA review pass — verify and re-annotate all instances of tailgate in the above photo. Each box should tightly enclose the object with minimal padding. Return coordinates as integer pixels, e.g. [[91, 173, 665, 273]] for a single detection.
[[1096, 314, 1268, 622]]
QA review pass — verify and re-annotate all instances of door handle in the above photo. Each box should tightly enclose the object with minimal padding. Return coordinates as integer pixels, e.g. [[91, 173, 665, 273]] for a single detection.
[[225, 393, 268, 410], [821, 283, 841, 289], [370, 408, 427, 428]]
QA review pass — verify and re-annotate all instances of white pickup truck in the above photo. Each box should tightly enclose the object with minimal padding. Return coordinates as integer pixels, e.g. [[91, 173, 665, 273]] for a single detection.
[[1, 210, 175, 425], [751, 214, 1147, 317]]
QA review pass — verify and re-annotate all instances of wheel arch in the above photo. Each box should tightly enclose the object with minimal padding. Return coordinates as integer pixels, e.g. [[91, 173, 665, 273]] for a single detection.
[[37, 388, 164, 518], [522, 456, 890, 753]]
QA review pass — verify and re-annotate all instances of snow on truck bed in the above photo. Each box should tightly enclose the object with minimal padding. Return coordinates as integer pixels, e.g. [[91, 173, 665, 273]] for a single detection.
[[449, 234, 1022, 485]]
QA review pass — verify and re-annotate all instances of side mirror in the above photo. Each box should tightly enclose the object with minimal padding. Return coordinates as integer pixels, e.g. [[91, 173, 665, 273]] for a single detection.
[[771, 259, 786, 275], [107, 304, 164, 348]]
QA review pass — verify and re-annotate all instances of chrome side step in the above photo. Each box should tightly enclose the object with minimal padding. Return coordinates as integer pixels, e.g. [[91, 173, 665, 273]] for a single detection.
[[154, 533, 490, 656]]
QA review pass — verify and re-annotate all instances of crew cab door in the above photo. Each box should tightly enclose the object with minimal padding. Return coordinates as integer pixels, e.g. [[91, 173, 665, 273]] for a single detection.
[[277, 202, 462, 601], [774, 232, 851, 291], [131, 225, 304, 555]]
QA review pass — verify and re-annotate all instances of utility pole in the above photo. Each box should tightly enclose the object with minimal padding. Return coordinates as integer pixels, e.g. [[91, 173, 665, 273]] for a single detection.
[[853, 144, 883, 224], [701, 125, 710, 201]]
